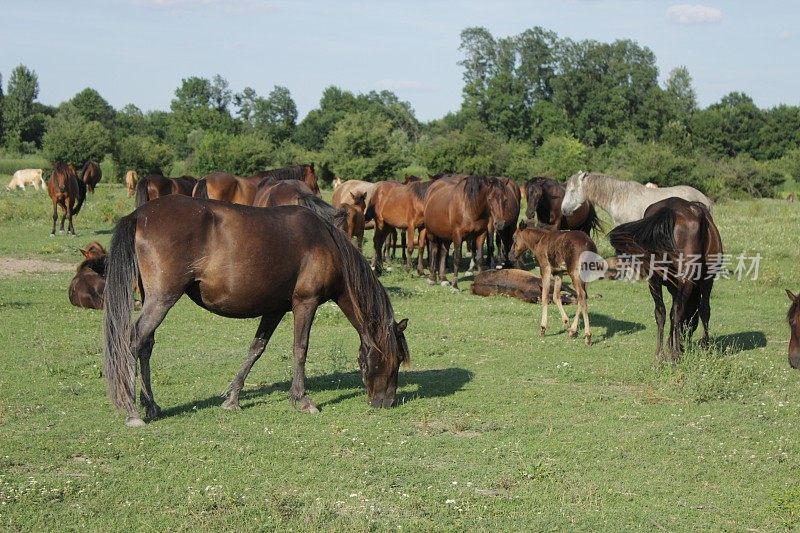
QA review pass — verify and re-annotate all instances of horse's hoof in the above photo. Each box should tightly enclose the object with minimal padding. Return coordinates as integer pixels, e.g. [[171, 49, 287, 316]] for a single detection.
[[568, 330, 578, 339], [292, 396, 319, 414], [144, 404, 162, 419], [49, 233, 54, 238], [539, 327, 546, 337], [59, 230, 64, 235], [440, 281, 450, 287], [125, 416, 146, 428], [585, 335, 592, 346], [464, 270, 473, 277], [221, 400, 241, 411], [426, 278, 436, 286]]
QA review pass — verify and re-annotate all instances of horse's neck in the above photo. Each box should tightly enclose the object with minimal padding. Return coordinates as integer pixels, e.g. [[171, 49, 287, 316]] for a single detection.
[[586, 175, 631, 224]]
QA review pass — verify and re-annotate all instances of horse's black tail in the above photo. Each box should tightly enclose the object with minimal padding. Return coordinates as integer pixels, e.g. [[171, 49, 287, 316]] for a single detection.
[[193, 178, 209, 199], [135, 177, 149, 207], [102, 212, 140, 413], [581, 203, 604, 236], [73, 178, 87, 215], [608, 207, 678, 280]]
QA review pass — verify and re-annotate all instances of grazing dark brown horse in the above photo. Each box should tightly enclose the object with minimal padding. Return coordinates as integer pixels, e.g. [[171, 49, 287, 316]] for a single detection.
[[471, 268, 576, 305], [103, 195, 409, 427], [786, 290, 800, 368], [81, 161, 102, 193], [252, 177, 314, 207], [608, 197, 723, 363], [523, 177, 601, 235], [134, 174, 197, 207], [253, 164, 320, 196], [509, 224, 597, 344], [69, 242, 107, 309], [423, 175, 508, 288], [48, 162, 86, 236], [367, 180, 435, 274]]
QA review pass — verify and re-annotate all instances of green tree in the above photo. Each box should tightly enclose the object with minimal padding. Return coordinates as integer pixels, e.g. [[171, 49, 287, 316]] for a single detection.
[[253, 85, 298, 143], [692, 92, 764, 158], [191, 131, 274, 176], [168, 76, 238, 156], [416, 120, 510, 176], [43, 112, 111, 165], [3, 64, 39, 151], [116, 135, 175, 177], [530, 135, 588, 180], [70, 88, 116, 128], [323, 110, 410, 181]]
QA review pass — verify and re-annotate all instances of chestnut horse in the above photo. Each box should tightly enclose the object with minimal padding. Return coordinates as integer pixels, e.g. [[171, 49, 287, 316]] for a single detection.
[[69, 242, 107, 309], [523, 177, 601, 235], [608, 197, 723, 363], [103, 195, 409, 427], [367, 180, 435, 274], [193, 165, 319, 205], [48, 162, 86, 236], [81, 161, 102, 193], [134, 174, 197, 207], [487, 177, 521, 268], [509, 223, 597, 344], [253, 179, 361, 245], [125, 170, 139, 198], [788, 290, 800, 369], [423, 175, 508, 288]]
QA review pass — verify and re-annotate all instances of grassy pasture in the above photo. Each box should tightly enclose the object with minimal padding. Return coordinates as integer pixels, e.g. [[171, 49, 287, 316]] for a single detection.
[[0, 183, 799, 530]]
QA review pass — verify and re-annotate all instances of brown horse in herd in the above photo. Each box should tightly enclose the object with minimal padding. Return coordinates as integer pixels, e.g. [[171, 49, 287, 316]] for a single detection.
[[788, 290, 800, 368], [367, 180, 434, 274], [69, 241, 107, 309], [194, 165, 319, 205], [609, 197, 723, 363], [523, 177, 601, 235], [81, 161, 102, 193], [103, 195, 409, 427], [48, 162, 86, 236], [424, 175, 508, 288], [487, 176, 521, 268], [509, 223, 596, 344], [134, 174, 197, 207]]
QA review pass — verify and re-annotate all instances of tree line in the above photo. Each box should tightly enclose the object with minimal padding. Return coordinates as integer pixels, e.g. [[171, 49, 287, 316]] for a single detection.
[[0, 26, 798, 199]]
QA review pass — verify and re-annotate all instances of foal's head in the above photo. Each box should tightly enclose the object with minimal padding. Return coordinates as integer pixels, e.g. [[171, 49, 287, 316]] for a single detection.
[[787, 290, 800, 369], [508, 223, 549, 264]]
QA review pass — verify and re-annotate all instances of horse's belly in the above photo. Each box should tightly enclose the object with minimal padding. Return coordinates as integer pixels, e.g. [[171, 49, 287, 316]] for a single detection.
[[188, 279, 293, 319]]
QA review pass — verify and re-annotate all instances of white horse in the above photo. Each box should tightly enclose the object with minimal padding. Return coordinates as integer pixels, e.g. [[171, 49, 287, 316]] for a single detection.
[[6, 169, 45, 191], [561, 171, 712, 225]]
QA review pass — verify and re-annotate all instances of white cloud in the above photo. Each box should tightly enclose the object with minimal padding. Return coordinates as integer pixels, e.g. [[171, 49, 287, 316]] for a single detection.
[[667, 4, 723, 24], [375, 79, 436, 91]]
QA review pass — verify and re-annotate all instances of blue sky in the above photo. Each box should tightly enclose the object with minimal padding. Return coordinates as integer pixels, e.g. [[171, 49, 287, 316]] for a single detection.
[[1, 1, 797, 121]]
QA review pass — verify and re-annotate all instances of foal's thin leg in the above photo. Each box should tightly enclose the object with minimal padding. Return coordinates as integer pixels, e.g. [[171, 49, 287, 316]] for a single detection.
[[649, 280, 666, 365], [223, 312, 284, 410], [577, 279, 591, 345], [552, 276, 570, 327], [540, 263, 551, 336], [289, 299, 320, 413]]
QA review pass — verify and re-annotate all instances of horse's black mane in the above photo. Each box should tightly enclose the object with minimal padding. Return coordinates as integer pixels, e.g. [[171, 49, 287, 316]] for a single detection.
[[255, 165, 311, 183], [408, 180, 434, 201], [296, 193, 347, 230], [789, 295, 800, 325]]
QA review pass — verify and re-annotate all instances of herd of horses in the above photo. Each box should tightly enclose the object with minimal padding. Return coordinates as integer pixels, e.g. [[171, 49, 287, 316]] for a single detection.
[[26, 161, 796, 426]]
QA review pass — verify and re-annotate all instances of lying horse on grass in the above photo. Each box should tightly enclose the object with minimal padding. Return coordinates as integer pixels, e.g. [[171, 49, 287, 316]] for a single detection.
[[471, 268, 576, 305]]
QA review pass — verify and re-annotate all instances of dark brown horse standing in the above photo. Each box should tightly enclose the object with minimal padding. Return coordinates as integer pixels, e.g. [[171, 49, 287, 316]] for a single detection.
[[608, 197, 723, 363], [194, 165, 319, 205], [253, 164, 320, 196], [103, 195, 409, 427], [134, 174, 197, 207], [81, 161, 102, 193], [787, 290, 800, 368], [523, 177, 601, 235], [488, 176, 521, 268], [423, 175, 508, 288], [48, 162, 86, 236], [69, 242, 107, 309], [508, 224, 597, 344]]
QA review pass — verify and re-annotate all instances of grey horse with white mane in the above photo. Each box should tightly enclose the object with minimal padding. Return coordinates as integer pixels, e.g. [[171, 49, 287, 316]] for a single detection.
[[561, 172, 712, 225]]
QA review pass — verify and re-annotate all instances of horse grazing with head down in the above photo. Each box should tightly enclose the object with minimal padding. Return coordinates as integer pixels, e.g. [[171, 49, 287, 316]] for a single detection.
[[423, 175, 508, 289], [523, 177, 601, 236], [103, 195, 410, 427], [69, 242, 107, 309], [47, 162, 86, 236], [786, 290, 800, 369], [135, 174, 197, 207], [81, 161, 102, 193], [509, 223, 597, 344], [562, 171, 712, 225], [608, 197, 723, 363]]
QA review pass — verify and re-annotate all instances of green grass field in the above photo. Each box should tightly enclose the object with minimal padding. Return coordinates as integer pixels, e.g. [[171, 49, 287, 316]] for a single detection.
[[1, 183, 799, 530]]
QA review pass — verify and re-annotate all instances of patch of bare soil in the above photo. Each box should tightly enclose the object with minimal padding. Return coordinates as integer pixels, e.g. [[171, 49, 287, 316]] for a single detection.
[[0, 257, 75, 278]]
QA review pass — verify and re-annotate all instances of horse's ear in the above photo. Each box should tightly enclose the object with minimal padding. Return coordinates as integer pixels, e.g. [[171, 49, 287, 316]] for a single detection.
[[309, 163, 315, 171], [350, 191, 356, 199], [787, 289, 798, 302], [395, 318, 408, 334], [578, 170, 588, 181], [518, 219, 527, 230], [80, 248, 89, 258]]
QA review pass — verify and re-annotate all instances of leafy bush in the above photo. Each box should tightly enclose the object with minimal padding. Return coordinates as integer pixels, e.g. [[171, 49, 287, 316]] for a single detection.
[[190, 131, 274, 176], [530, 134, 588, 180], [415, 120, 509, 177], [115, 135, 175, 178], [42, 113, 111, 166]]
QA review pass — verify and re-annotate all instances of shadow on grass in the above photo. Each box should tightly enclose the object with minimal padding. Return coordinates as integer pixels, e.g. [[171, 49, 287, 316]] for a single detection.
[[159, 367, 473, 419], [712, 331, 767, 353], [589, 313, 646, 339]]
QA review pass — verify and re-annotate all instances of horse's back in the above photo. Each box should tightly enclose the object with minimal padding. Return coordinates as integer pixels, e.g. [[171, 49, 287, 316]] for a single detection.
[[332, 180, 377, 207]]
